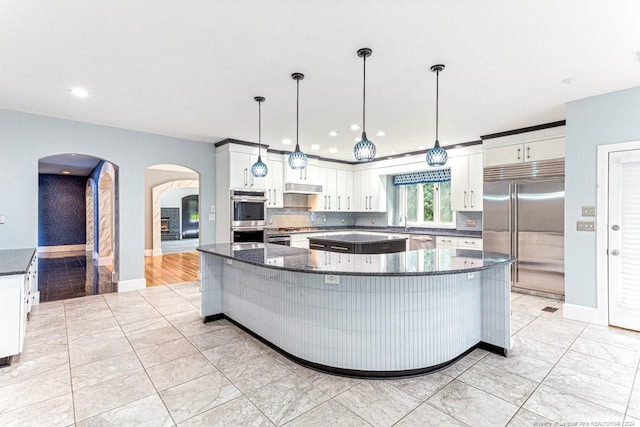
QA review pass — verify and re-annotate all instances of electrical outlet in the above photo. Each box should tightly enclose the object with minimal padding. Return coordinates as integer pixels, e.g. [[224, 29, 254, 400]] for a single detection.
[[210, 204, 216, 213], [226, 259, 233, 265], [577, 221, 596, 231], [324, 275, 340, 285], [208, 213, 215, 221], [0, 214, 4, 224], [581, 206, 596, 217], [466, 219, 476, 227]]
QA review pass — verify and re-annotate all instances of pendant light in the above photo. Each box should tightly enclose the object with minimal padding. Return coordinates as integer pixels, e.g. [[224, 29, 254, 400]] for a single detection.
[[288, 72, 307, 170], [426, 64, 448, 167], [251, 96, 269, 178], [353, 48, 376, 162]]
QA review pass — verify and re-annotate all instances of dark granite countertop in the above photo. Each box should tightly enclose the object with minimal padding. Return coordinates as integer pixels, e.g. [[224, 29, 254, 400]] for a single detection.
[[197, 243, 513, 276], [308, 233, 408, 244], [0, 248, 36, 276], [265, 226, 481, 238]]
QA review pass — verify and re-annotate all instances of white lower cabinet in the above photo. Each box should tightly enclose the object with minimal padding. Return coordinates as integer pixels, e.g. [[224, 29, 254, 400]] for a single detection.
[[0, 255, 36, 363], [435, 236, 483, 250]]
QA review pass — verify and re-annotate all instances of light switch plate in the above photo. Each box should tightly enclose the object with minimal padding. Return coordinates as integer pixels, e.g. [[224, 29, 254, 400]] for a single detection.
[[581, 206, 596, 217], [210, 204, 215, 213], [0, 214, 4, 224], [577, 221, 596, 231], [208, 213, 215, 221]]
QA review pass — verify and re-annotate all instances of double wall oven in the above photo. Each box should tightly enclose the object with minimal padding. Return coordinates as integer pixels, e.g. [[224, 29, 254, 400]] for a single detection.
[[231, 190, 266, 243]]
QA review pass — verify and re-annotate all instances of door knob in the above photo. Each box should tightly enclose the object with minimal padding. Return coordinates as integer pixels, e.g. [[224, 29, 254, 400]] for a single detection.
[[610, 249, 620, 256]]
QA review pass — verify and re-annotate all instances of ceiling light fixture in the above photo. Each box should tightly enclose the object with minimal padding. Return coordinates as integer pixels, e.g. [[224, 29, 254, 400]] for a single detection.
[[70, 87, 89, 98], [282, 138, 292, 145], [425, 64, 448, 167], [288, 73, 308, 170], [329, 147, 338, 153], [328, 131, 338, 137], [376, 131, 385, 137], [250, 96, 268, 178], [61, 170, 71, 175], [350, 124, 361, 131], [311, 144, 320, 150], [353, 48, 376, 162]]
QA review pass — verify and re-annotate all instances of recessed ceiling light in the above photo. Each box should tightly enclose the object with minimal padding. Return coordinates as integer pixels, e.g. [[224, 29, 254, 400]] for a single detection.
[[391, 150, 397, 155], [328, 131, 338, 137], [418, 145, 426, 149], [61, 170, 71, 175], [561, 77, 572, 85], [353, 137, 361, 142], [282, 138, 292, 145], [329, 147, 338, 153], [70, 87, 89, 98], [350, 124, 361, 131], [311, 144, 320, 150], [376, 131, 386, 137]]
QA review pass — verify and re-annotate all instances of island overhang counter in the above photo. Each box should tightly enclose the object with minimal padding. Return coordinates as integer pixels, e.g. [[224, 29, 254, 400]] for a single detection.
[[197, 243, 514, 378]]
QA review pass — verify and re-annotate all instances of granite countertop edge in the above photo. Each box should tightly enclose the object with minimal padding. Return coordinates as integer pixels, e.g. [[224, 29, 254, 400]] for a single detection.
[[0, 248, 37, 276], [265, 226, 482, 238], [197, 245, 514, 277]]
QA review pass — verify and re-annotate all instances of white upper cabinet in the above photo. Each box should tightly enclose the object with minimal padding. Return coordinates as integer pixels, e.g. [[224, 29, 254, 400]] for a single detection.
[[353, 169, 386, 212], [228, 151, 267, 190], [451, 153, 483, 211], [336, 169, 353, 212], [284, 159, 320, 185], [266, 158, 284, 208], [484, 136, 565, 167]]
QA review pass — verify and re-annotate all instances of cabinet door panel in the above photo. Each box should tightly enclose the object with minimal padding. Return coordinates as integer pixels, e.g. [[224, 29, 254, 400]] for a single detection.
[[467, 153, 484, 211], [449, 156, 469, 211], [525, 137, 565, 162], [484, 145, 523, 167]]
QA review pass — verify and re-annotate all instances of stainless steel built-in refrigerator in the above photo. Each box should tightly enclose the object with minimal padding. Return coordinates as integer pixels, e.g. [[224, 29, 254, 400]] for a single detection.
[[483, 161, 565, 296]]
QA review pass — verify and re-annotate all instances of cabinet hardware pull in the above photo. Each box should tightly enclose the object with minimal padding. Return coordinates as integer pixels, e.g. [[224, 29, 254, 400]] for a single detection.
[[463, 191, 468, 208], [517, 147, 521, 160], [244, 168, 248, 186], [338, 196, 341, 210], [310, 243, 324, 248], [273, 189, 276, 205], [470, 190, 474, 207], [347, 196, 350, 210], [268, 189, 271, 205], [324, 195, 327, 210], [328, 195, 331, 210], [526, 146, 531, 159], [331, 246, 350, 251]]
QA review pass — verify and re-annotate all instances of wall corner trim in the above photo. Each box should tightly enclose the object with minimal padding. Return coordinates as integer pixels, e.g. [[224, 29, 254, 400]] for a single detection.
[[118, 278, 146, 293], [562, 303, 602, 325]]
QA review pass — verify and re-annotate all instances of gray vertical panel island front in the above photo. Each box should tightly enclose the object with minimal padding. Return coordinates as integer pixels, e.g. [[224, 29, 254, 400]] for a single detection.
[[197, 243, 514, 377]]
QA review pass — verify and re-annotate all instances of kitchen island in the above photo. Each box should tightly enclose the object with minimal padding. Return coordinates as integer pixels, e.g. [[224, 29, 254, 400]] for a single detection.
[[198, 243, 514, 377]]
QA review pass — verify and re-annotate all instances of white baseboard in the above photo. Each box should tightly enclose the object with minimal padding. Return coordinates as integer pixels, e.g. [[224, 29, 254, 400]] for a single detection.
[[563, 303, 602, 324], [118, 278, 146, 292], [38, 244, 86, 253], [144, 248, 163, 256]]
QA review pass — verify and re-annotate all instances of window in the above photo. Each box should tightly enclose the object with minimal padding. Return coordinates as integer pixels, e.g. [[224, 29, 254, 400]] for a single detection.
[[404, 181, 454, 225]]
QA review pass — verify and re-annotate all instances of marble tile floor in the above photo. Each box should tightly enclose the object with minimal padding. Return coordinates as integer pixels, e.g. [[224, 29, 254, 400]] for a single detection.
[[1, 284, 639, 426], [38, 253, 115, 302]]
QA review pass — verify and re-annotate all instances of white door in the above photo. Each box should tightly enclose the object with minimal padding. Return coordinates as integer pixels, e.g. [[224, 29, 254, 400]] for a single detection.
[[608, 150, 640, 331]]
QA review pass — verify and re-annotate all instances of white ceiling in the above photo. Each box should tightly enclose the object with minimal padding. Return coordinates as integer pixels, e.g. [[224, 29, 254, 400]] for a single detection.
[[39, 153, 101, 176], [2, 1, 640, 162]]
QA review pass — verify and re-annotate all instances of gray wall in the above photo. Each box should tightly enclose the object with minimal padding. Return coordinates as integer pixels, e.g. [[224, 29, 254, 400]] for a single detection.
[[0, 109, 216, 282], [565, 85, 640, 308]]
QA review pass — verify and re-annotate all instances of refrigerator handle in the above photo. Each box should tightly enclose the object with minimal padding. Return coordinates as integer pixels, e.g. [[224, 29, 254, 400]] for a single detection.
[[513, 183, 519, 283]]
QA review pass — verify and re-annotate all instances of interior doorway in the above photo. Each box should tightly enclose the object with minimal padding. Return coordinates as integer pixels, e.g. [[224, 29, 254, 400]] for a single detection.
[[37, 154, 119, 302], [144, 164, 201, 287], [607, 148, 640, 331]]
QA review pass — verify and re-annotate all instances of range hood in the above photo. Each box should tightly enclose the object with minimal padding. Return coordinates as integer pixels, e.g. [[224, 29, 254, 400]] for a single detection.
[[283, 182, 323, 194]]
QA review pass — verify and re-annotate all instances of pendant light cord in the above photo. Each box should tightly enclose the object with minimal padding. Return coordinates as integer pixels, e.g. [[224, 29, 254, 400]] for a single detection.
[[362, 54, 366, 133], [296, 78, 300, 149], [435, 68, 439, 142], [258, 100, 262, 157]]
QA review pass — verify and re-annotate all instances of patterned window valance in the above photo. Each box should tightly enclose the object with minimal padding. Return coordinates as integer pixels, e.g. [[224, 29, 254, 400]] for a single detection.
[[393, 168, 451, 186]]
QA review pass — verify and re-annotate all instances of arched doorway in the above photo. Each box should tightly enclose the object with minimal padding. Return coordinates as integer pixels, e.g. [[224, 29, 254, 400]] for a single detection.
[[37, 154, 119, 302], [144, 164, 200, 287]]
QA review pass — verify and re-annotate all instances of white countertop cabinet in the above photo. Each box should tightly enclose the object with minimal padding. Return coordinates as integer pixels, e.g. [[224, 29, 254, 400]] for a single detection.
[[0, 253, 36, 364]]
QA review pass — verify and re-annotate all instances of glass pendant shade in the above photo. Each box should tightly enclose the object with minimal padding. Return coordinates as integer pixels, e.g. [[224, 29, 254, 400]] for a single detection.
[[251, 154, 268, 177], [353, 132, 376, 162], [426, 140, 448, 166], [288, 144, 307, 169]]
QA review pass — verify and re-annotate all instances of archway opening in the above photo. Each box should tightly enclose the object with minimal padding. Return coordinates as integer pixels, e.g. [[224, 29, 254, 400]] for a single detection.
[[37, 154, 119, 302], [144, 164, 201, 287]]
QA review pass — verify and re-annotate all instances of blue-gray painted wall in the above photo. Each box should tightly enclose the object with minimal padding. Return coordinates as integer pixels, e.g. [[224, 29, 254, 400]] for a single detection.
[[566, 85, 640, 308]]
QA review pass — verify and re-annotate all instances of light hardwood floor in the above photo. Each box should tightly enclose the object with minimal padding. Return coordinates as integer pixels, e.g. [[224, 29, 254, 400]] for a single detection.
[[145, 252, 199, 286]]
